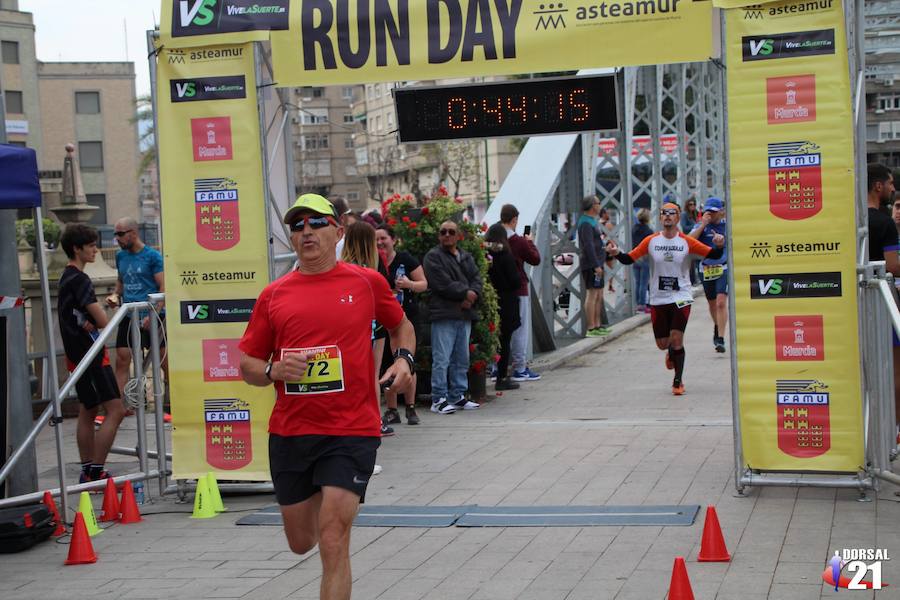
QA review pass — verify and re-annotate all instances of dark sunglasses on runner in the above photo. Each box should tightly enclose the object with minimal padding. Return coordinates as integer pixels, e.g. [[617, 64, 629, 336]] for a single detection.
[[660, 209, 679, 216], [289, 215, 336, 231], [113, 229, 134, 237], [439, 228, 457, 236]]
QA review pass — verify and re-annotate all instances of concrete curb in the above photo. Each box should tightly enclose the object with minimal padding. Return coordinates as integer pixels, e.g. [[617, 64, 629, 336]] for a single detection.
[[530, 311, 651, 372], [531, 287, 706, 372]]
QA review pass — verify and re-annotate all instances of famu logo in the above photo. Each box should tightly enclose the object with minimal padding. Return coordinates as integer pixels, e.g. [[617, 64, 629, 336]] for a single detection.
[[743, 29, 835, 61], [170, 76, 246, 103], [172, 0, 289, 38], [533, 3, 567, 29], [179, 269, 256, 286], [180, 299, 255, 324], [743, 0, 833, 20]]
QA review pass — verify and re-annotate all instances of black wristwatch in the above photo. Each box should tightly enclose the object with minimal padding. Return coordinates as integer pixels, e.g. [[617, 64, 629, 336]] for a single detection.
[[264, 361, 274, 382], [393, 348, 415, 372]]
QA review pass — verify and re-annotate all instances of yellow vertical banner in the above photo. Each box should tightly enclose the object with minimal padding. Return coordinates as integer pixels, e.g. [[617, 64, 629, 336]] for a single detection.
[[726, 0, 863, 471], [156, 44, 273, 479]]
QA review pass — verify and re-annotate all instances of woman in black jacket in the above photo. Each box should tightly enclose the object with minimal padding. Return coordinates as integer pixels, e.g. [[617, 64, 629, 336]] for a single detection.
[[485, 223, 522, 391]]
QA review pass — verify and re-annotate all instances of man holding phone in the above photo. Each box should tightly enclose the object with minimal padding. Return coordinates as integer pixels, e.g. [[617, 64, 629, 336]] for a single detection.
[[499, 204, 542, 382]]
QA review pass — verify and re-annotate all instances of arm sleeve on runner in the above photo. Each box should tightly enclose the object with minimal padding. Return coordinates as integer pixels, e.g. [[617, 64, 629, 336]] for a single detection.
[[618, 235, 652, 265], [705, 246, 724, 260]]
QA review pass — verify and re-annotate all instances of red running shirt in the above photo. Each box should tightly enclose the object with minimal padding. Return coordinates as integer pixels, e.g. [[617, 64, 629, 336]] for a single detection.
[[239, 262, 404, 437]]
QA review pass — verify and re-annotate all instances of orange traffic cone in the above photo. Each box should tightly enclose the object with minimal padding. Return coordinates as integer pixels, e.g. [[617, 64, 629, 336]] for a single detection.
[[42, 491, 66, 536], [118, 481, 142, 524], [697, 506, 731, 562], [667, 557, 695, 600], [64, 512, 97, 565], [99, 478, 120, 523]]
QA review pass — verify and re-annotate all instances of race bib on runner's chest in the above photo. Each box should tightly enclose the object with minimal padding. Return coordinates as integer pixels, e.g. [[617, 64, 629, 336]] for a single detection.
[[703, 264, 725, 280], [658, 276, 680, 292], [283, 345, 345, 395]]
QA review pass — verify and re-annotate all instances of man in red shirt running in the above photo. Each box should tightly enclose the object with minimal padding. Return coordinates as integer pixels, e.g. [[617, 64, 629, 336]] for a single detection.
[[240, 194, 415, 600], [606, 202, 724, 395]]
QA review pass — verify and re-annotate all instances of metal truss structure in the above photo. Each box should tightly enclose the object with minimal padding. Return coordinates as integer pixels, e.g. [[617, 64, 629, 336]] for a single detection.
[[510, 62, 727, 348]]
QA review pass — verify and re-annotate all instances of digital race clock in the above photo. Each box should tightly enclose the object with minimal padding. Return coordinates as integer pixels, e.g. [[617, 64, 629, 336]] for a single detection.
[[393, 74, 618, 143]]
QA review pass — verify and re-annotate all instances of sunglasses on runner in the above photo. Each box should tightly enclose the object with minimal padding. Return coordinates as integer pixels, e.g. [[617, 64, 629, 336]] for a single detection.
[[660, 209, 679, 216], [114, 229, 134, 237], [289, 215, 336, 231], [439, 228, 458, 236]]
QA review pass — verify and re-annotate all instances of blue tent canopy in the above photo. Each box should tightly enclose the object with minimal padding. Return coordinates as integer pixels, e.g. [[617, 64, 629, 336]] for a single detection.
[[0, 144, 41, 209]]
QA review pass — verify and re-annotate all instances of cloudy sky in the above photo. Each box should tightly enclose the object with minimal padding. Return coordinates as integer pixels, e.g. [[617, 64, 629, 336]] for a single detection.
[[19, 0, 160, 97]]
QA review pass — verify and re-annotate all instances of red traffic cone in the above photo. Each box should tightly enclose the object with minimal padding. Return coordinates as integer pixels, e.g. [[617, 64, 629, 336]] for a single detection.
[[667, 557, 695, 600], [697, 506, 731, 562], [64, 512, 97, 565], [99, 478, 120, 522], [118, 481, 142, 524], [41, 490, 66, 536]]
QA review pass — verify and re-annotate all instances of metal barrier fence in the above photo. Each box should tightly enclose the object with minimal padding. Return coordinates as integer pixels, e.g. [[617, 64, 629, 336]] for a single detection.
[[860, 263, 900, 490], [0, 298, 170, 521]]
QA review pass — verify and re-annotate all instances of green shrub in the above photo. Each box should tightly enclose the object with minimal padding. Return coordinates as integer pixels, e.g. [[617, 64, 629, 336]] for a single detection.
[[16, 218, 61, 248]]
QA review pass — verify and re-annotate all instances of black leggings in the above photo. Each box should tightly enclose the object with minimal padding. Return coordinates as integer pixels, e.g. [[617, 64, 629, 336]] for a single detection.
[[496, 325, 515, 381]]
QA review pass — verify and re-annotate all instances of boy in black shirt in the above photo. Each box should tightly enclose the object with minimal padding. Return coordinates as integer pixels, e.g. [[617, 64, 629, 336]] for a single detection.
[[58, 224, 125, 483]]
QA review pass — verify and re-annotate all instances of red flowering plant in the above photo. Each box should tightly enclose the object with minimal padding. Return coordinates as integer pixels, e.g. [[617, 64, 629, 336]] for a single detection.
[[385, 190, 500, 376]]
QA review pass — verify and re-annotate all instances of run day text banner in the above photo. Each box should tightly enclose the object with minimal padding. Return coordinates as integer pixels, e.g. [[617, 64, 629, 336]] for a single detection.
[[726, 0, 863, 472], [156, 43, 274, 480], [160, 0, 290, 48], [270, 0, 715, 86]]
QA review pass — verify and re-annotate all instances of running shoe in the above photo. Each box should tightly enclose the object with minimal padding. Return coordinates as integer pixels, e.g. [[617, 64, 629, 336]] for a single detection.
[[454, 399, 481, 410], [585, 328, 605, 338], [665, 352, 674, 370], [714, 337, 726, 353], [380, 423, 395, 437], [672, 381, 686, 396], [431, 399, 457, 414], [373, 465, 383, 475], [495, 378, 520, 391], [405, 405, 420, 425], [511, 368, 541, 382], [522, 367, 541, 381], [382, 408, 401, 425]]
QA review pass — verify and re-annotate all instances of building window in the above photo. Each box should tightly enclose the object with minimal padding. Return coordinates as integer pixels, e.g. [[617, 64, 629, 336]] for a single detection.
[[5, 90, 23, 114], [300, 86, 324, 99], [342, 86, 354, 100], [343, 113, 354, 124], [300, 134, 329, 150], [85, 194, 107, 225], [387, 112, 394, 129], [300, 108, 328, 125], [301, 159, 331, 177], [7, 141, 26, 147], [344, 136, 354, 149], [374, 84, 381, 98], [347, 191, 359, 201], [1, 40, 19, 64], [79, 141, 104, 170], [75, 91, 101, 114]]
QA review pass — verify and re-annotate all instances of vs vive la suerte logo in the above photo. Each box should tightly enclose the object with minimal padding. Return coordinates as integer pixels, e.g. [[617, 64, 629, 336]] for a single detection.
[[180, 299, 255, 324], [171, 0, 289, 38], [170, 76, 246, 102], [743, 29, 835, 61], [750, 272, 841, 299]]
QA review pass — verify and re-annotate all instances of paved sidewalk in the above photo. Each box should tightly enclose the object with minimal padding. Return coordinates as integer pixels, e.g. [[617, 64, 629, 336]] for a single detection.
[[3, 308, 900, 599]]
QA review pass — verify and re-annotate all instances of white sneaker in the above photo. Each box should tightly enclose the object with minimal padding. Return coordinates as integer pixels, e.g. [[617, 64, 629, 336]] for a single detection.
[[455, 400, 481, 410], [373, 465, 383, 475], [431, 399, 457, 414]]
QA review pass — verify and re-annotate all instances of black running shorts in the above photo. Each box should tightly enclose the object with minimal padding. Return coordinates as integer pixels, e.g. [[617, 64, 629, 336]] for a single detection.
[[650, 303, 692, 339], [268, 434, 380, 506], [75, 363, 120, 410]]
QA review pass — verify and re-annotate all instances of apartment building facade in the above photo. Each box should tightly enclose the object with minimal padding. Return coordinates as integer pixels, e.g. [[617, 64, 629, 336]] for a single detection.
[[290, 84, 368, 211], [865, 1, 900, 167], [1, 0, 140, 226]]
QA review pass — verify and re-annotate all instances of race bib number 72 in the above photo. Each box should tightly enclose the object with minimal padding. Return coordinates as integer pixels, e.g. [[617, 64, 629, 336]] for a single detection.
[[283, 345, 345, 395]]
